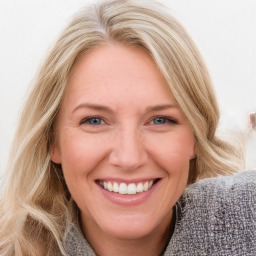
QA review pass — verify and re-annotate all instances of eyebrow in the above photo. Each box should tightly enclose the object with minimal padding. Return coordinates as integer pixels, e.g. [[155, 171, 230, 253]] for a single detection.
[[72, 103, 114, 114], [72, 103, 179, 114], [145, 104, 179, 112]]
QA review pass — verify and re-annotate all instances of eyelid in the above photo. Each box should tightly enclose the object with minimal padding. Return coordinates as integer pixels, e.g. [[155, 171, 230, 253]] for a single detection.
[[79, 115, 178, 126], [149, 116, 178, 125], [80, 116, 106, 125]]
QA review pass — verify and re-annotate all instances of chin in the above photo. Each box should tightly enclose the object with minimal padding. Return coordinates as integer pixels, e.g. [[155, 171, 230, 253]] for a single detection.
[[98, 213, 165, 240], [105, 224, 154, 240]]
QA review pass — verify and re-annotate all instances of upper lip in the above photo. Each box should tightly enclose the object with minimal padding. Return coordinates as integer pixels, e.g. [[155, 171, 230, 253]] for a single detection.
[[96, 178, 161, 184]]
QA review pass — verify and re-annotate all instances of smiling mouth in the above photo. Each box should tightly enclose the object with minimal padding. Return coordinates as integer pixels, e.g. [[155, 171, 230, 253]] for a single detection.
[[97, 179, 160, 195]]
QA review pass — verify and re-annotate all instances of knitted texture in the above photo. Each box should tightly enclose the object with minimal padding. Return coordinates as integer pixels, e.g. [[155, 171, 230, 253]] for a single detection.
[[64, 170, 256, 256]]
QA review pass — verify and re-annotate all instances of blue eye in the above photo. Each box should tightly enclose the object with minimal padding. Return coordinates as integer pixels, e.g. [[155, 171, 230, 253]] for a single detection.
[[153, 117, 166, 124], [81, 117, 103, 125], [152, 117, 177, 125]]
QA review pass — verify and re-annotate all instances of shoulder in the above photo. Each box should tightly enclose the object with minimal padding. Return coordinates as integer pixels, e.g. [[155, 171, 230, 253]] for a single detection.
[[183, 170, 256, 204], [192, 169, 256, 189], [165, 171, 256, 255], [180, 170, 256, 226]]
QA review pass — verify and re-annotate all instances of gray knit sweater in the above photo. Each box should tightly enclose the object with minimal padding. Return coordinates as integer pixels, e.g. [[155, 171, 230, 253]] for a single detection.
[[64, 170, 256, 256]]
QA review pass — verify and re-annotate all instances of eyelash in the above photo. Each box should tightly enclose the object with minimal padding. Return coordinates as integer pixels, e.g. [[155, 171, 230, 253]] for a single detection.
[[80, 116, 105, 125], [80, 116, 178, 126], [150, 116, 178, 125]]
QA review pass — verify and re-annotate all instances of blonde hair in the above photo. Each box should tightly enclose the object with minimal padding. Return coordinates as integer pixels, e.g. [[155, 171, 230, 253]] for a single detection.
[[0, 0, 243, 255]]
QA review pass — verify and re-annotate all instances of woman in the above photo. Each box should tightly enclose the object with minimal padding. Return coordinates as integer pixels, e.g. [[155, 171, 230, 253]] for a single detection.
[[0, 0, 255, 255]]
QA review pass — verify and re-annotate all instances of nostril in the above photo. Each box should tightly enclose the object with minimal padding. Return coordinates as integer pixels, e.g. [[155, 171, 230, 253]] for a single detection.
[[108, 129, 147, 170], [108, 149, 147, 170]]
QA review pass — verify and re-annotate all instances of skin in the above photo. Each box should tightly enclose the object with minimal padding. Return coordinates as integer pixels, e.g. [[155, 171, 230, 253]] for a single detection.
[[51, 43, 195, 256]]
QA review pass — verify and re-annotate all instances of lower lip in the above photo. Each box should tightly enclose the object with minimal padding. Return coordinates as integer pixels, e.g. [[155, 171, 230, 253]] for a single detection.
[[97, 180, 161, 206]]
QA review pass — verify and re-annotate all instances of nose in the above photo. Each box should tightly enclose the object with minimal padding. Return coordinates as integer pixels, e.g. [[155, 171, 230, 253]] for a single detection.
[[108, 126, 148, 171]]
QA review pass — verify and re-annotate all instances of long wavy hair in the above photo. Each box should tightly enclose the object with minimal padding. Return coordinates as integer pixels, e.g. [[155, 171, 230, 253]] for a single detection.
[[0, 0, 243, 255]]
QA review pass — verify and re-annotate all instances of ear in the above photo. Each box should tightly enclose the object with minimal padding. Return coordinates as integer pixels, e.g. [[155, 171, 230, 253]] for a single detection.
[[50, 142, 61, 164]]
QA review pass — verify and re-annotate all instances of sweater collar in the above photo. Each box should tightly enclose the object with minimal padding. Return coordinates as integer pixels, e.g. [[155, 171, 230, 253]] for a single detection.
[[64, 203, 179, 256], [64, 222, 96, 256]]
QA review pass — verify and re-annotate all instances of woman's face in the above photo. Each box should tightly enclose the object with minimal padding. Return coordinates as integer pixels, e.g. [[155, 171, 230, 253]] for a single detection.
[[51, 43, 195, 241]]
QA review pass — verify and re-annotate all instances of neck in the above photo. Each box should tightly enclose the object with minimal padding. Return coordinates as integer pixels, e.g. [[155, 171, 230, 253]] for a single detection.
[[81, 208, 175, 256]]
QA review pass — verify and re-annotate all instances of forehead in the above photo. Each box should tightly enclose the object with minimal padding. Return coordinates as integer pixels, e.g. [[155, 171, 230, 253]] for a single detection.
[[64, 43, 176, 109]]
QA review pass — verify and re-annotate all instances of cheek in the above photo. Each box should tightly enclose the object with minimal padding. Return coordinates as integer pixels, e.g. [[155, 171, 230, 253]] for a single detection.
[[147, 131, 194, 172], [59, 130, 109, 178], [58, 130, 111, 212]]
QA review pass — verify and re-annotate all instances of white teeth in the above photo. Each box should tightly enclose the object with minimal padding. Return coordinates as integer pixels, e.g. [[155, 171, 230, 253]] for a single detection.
[[101, 179, 156, 195], [107, 182, 113, 192], [127, 184, 137, 194], [143, 181, 149, 192], [119, 183, 127, 194], [136, 183, 144, 193], [113, 182, 119, 192]]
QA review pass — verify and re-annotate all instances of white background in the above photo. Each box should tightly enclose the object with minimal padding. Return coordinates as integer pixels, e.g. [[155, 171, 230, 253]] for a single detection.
[[0, 0, 255, 178]]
